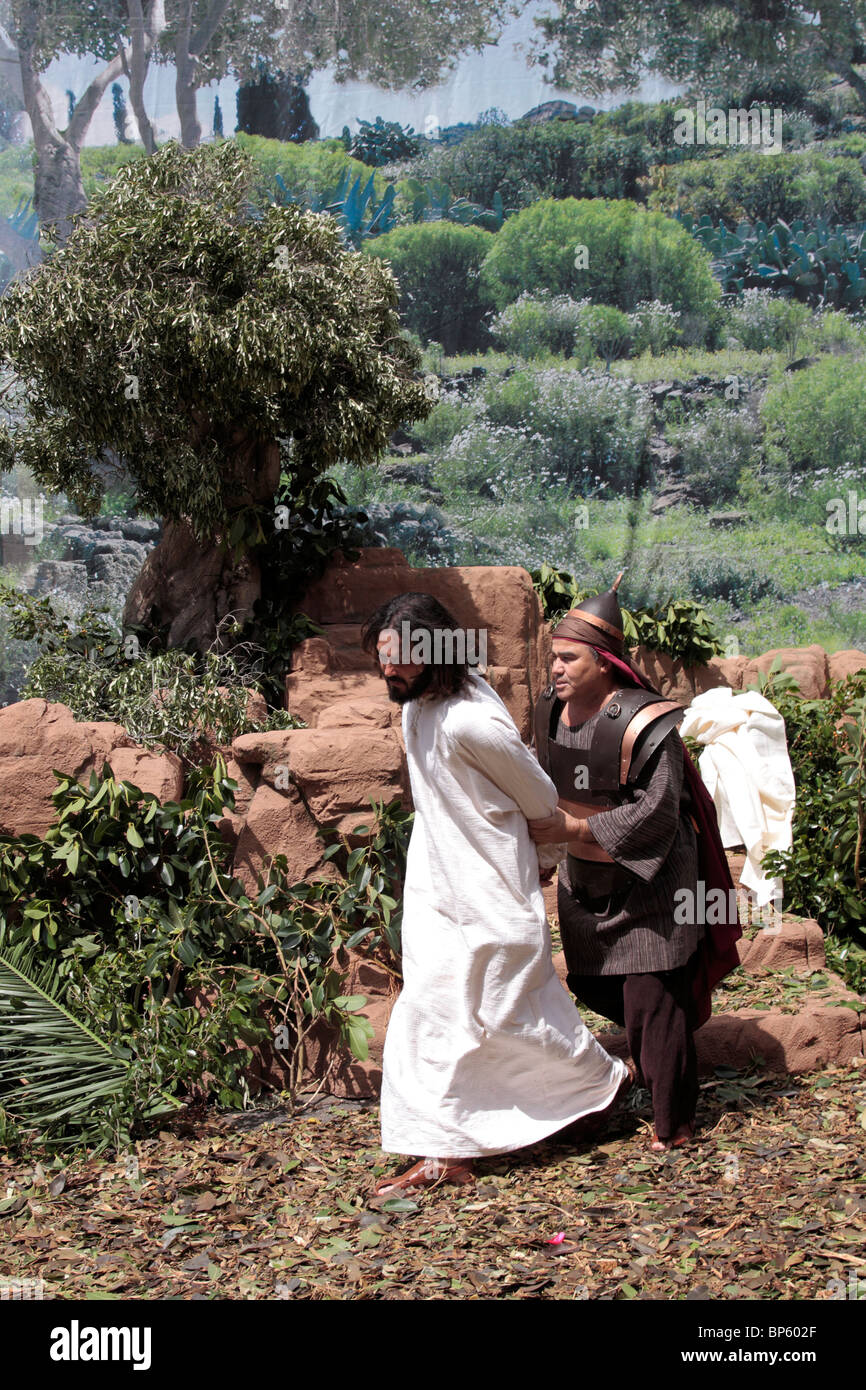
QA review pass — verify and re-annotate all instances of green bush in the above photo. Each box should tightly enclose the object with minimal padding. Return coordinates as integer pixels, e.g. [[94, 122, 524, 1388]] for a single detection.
[[234, 131, 382, 203], [650, 150, 866, 226], [725, 288, 813, 358], [490, 291, 589, 358], [577, 304, 633, 369], [0, 761, 412, 1152], [0, 590, 301, 762], [627, 299, 682, 355], [761, 358, 866, 474], [418, 120, 654, 211], [684, 554, 779, 606], [480, 198, 721, 334], [478, 366, 652, 495], [367, 221, 495, 353], [763, 674, 866, 960], [669, 402, 761, 504]]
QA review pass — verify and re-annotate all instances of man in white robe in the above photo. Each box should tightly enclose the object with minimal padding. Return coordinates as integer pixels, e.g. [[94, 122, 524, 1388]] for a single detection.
[[362, 592, 630, 1193]]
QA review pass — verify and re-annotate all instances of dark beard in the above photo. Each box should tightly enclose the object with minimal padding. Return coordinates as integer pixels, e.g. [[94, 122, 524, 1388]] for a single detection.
[[385, 665, 434, 705]]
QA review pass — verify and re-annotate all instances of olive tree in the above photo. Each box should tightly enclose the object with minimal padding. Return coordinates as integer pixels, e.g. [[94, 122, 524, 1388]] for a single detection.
[[0, 139, 429, 647]]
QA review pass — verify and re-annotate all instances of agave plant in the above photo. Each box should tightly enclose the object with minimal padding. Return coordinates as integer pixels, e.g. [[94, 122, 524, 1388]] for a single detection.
[[0, 940, 179, 1152], [272, 170, 397, 247], [403, 177, 505, 231]]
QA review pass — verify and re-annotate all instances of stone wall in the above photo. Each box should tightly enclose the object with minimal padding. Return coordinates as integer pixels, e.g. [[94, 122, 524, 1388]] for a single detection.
[[1, 547, 864, 892]]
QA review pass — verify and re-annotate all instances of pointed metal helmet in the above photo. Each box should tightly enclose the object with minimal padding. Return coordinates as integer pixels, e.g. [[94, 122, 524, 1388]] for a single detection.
[[568, 571, 625, 643]]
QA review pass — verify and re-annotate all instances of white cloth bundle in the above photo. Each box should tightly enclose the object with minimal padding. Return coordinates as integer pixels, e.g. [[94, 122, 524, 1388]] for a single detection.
[[680, 687, 796, 908]]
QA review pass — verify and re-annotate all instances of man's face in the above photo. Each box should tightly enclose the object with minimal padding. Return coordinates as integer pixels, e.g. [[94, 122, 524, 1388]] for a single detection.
[[376, 629, 431, 705], [551, 640, 613, 703]]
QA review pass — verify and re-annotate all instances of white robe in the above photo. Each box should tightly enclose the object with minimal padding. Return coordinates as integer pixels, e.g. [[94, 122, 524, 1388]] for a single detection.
[[380, 672, 628, 1159], [680, 688, 795, 909]]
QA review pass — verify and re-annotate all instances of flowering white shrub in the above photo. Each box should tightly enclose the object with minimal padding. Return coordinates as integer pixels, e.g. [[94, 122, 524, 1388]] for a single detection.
[[439, 367, 652, 497], [489, 291, 591, 359], [669, 402, 759, 503], [627, 300, 681, 355]]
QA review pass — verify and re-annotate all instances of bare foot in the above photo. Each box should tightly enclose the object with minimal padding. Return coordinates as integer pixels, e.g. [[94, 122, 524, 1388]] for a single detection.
[[373, 1157, 475, 1195], [650, 1122, 694, 1153]]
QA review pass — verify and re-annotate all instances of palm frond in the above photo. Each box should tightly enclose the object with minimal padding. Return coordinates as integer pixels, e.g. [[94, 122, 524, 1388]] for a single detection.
[[0, 942, 178, 1149]]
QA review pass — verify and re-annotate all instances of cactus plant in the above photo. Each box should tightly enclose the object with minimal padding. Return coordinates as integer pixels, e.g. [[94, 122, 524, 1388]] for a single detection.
[[682, 212, 866, 310]]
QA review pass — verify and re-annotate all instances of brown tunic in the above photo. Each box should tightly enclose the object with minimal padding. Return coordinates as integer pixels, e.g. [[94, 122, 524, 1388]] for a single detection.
[[555, 711, 704, 975]]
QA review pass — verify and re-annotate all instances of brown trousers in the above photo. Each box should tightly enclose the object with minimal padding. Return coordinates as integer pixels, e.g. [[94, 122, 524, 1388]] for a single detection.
[[567, 955, 699, 1141]]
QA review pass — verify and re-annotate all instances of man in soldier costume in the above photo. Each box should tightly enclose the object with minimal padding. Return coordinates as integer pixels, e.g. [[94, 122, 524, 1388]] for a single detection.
[[528, 575, 740, 1150]]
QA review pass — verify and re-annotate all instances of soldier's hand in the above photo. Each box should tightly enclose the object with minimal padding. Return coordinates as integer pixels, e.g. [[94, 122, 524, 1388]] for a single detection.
[[528, 811, 567, 844]]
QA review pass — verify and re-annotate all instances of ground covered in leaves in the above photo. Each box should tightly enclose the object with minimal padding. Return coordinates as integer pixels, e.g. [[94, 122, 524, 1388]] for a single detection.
[[1, 1062, 865, 1301]]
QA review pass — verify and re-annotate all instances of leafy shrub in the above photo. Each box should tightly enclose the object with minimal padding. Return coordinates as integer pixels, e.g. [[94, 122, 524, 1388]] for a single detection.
[[725, 288, 812, 358], [763, 675, 866, 957], [406, 391, 467, 450], [0, 590, 301, 762], [353, 500, 462, 564], [235, 132, 382, 204], [650, 150, 866, 226], [343, 117, 420, 166], [669, 402, 761, 504], [576, 304, 633, 369], [761, 358, 866, 475], [493, 295, 680, 364], [684, 555, 779, 606], [478, 367, 652, 495], [367, 221, 495, 352], [480, 198, 721, 332], [0, 762, 413, 1152], [418, 120, 655, 210], [627, 299, 681, 355], [398, 177, 504, 231], [490, 291, 589, 358], [808, 306, 865, 354]]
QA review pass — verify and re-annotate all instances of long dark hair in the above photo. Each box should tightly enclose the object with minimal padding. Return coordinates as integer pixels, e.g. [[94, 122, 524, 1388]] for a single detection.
[[361, 591, 474, 701]]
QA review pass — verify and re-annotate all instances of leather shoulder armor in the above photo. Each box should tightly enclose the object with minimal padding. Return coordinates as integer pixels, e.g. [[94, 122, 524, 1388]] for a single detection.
[[535, 684, 683, 791]]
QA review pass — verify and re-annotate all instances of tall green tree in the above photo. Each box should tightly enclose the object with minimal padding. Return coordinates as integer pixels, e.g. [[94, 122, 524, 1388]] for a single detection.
[[161, 0, 516, 149], [532, 1, 866, 113], [1, 1, 165, 238], [0, 141, 429, 649]]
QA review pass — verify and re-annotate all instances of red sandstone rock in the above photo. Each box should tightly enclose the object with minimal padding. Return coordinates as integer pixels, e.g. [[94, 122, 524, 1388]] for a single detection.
[[742, 645, 830, 699], [828, 649, 866, 684], [0, 699, 134, 837], [107, 747, 184, 803], [736, 920, 826, 973], [231, 781, 329, 891], [709, 654, 750, 690], [629, 646, 730, 703]]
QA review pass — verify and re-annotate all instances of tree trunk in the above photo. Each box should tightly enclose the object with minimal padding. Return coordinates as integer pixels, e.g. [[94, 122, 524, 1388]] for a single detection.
[[15, 1, 124, 242], [175, 0, 233, 149], [31, 141, 87, 238], [124, 0, 166, 155], [123, 437, 281, 651], [175, 0, 201, 149]]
